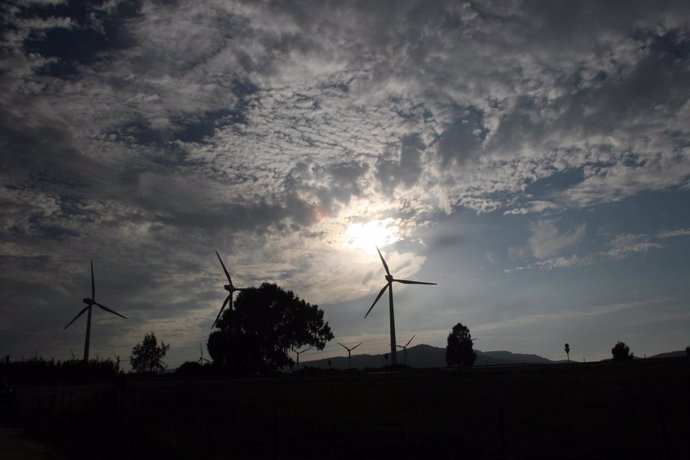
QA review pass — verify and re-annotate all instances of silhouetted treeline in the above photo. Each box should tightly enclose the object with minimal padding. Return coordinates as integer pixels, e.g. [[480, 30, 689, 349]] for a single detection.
[[0, 357, 119, 384]]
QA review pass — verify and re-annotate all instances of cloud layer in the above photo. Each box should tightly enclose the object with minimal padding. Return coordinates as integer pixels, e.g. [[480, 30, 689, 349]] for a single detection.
[[2, 0, 689, 364]]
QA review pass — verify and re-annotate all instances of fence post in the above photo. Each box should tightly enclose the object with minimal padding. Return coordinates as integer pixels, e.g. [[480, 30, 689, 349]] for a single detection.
[[499, 406, 506, 460]]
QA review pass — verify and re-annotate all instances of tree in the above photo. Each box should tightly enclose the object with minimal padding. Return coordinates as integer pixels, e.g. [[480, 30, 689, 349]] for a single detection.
[[564, 343, 570, 362], [130, 332, 170, 373], [611, 341, 633, 361], [446, 322, 476, 369], [208, 282, 334, 373]]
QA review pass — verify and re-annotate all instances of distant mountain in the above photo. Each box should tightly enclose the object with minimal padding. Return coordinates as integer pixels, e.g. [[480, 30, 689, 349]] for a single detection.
[[478, 350, 553, 365], [649, 350, 688, 359], [300, 344, 554, 370]]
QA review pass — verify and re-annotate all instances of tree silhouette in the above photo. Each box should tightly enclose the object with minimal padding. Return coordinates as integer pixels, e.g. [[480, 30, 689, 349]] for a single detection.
[[446, 322, 476, 369], [611, 341, 633, 361], [207, 282, 333, 373], [564, 343, 570, 362], [130, 332, 170, 373]]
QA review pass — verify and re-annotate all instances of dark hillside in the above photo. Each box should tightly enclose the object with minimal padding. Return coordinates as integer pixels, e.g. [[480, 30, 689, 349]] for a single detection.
[[7, 357, 688, 459]]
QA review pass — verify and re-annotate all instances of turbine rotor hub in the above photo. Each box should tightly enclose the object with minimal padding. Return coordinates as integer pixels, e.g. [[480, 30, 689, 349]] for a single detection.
[[224, 284, 233, 291], [385, 274, 393, 282], [83, 298, 95, 305]]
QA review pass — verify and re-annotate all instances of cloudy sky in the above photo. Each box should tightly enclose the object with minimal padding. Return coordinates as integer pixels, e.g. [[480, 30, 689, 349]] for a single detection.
[[2, 0, 689, 367]]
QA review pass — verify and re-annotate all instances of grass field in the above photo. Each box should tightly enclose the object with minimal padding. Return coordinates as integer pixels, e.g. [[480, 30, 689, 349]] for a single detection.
[[6, 358, 689, 459]]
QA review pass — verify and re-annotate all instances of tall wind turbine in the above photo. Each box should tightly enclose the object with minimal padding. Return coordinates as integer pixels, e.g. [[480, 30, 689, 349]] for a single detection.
[[338, 342, 363, 369], [64, 261, 127, 362], [364, 247, 436, 366], [396, 335, 415, 366], [212, 250, 253, 328]]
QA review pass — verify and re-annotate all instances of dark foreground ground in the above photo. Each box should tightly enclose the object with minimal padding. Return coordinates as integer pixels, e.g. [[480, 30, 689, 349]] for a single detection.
[[3, 358, 689, 459]]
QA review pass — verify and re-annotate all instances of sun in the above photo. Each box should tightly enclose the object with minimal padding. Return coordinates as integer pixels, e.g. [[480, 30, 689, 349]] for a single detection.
[[344, 219, 400, 253]]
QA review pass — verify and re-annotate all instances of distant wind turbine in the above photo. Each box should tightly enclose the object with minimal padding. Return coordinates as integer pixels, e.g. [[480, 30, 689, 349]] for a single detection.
[[64, 261, 127, 362], [337, 342, 363, 369], [365, 246, 436, 366], [212, 250, 254, 328], [198, 344, 210, 364], [396, 335, 415, 366], [291, 346, 312, 370]]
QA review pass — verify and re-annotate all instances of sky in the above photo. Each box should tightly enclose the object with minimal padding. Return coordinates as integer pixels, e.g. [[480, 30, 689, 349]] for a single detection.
[[2, 0, 689, 368]]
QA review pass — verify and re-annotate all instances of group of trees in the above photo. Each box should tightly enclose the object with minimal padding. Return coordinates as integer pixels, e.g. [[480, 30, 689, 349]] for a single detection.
[[128, 283, 333, 375]]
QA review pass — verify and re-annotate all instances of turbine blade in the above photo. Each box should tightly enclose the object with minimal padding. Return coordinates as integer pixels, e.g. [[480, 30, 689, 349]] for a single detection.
[[95, 303, 127, 319], [90, 260, 95, 300], [376, 246, 391, 276], [364, 284, 389, 318], [393, 279, 437, 285], [215, 250, 233, 285], [64, 306, 90, 329], [212, 295, 231, 328], [337, 342, 347, 350], [351, 342, 363, 350], [405, 335, 415, 347]]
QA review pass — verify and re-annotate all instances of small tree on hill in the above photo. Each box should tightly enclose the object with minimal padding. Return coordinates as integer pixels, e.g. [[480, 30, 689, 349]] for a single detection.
[[611, 341, 633, 361], [446, 322, 476, 369], [131, 332, 170, 373]]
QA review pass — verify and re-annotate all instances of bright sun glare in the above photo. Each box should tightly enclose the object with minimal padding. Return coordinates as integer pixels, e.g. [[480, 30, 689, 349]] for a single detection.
[[344, 219, 400, 253]]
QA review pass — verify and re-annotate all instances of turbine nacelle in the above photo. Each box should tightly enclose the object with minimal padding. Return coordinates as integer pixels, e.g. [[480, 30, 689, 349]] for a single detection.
[[223, 284, 234, 292], [82, 298, 95, 305]]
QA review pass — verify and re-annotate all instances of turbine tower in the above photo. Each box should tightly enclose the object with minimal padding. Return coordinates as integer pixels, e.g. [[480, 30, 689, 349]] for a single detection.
[[396, 335, 415, 366], [64, 260, 127, 362], [337, 342, 363, 369], [212, 250, 253, 328], [365, 247, 436, 366]]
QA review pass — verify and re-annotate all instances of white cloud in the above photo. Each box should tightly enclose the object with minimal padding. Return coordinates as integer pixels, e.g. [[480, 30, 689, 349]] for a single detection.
[[658, 228, 690, 239], [529, 220, 586, 260]]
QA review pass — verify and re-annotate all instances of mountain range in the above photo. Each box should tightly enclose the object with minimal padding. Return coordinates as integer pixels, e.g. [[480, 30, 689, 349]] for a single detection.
[[301, 344, 553, 370], [300, 344, 688, 370]]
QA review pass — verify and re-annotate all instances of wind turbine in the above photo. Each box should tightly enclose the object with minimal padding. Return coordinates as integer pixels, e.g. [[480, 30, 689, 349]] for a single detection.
[[364, 246, 436, 366], [198, 344, 210, 364], [64, 260, 127, 362], [111, 351, 131, 372], [337, 342, 363, 369], [212, 250, 254, 328], [396, 335, 415, 366], [291, 346, 312, 370]]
